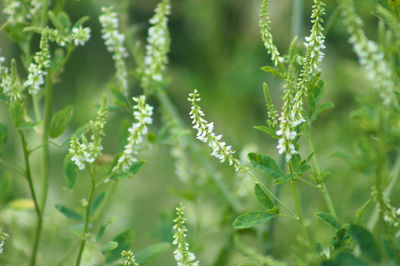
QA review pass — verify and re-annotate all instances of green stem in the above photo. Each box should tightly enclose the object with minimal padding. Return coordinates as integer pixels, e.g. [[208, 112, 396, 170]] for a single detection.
[[18, 130, 42, 266], [155, 90, 243, 213], [247, 171, 296, 217], [289, 163, 308, 240], [40, 75, 52, 213], [303, 123, 337, 218], [75, 166, 96, 266]]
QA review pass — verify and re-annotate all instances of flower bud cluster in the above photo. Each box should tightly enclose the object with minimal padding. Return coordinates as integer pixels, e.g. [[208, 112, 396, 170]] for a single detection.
[[69, 95, 108, 170], [121, 250, 138, 266], [173, 203, 199, 266], [0, 229, 9, 254], [340, 0, 396, 106], [188, 89, 246, 172], [141, 0, 171, 92], [99, 6, 129, 95], [112, 96, 153, 173], [3, 0, 42, 24], [259, 0, 284, 66], [24, 32, 51, 95]]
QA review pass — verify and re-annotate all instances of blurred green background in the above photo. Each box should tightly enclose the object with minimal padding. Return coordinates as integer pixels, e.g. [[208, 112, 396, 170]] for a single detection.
[[0, 0, 397, 265]]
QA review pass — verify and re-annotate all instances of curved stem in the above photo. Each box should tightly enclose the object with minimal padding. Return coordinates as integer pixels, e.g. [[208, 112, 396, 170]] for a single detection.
[[18, 130, 42, 266], [75, 166, 96, 266], [303, 123, 337, 218], [155, 90, 243, 213]]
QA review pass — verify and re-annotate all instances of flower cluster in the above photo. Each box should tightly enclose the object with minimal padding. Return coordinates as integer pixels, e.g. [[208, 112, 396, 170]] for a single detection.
[[259, 0, 284, 66], [273, 1, 326, 162], [173, 203, 199, 266], [340, 0, 396, 106], [99, 6, 129, 95], [71, 26, 91, 46], [303, 0, 326, 73], [188, 89, 245, 172], [372, 188, 400, 233], [112, 96, 153, 173], [24, 32, 51, 95], [3, 0, 42, 24], [69, 95, 108, 170], [0, 229, 9, 254], [121, 250, 138, 266], [45, 26, 91, 47], [0, 58, 22, 101], [141, 0, 171, 92]]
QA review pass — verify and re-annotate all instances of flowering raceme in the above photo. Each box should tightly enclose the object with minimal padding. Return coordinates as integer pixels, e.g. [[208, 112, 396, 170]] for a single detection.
[[172, 203, 199, 266], [141, 0, 171, 92], [100, 6, 129, 95], [112, 95, 153, 173], [188, 89, 246, 172], [69, 95, 108, 170]]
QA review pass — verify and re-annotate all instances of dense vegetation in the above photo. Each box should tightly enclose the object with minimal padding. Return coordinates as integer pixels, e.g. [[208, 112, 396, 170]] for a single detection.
[[0, 0, 399, 265]]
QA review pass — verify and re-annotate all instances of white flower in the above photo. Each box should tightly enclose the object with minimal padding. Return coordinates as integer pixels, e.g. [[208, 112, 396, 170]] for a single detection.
[[141, 0, 171, 91], [0, 230, 9, 254], [112, 95, 153, 173], [173, 203, 199, 266], [71, 26, 91, 46], [24, 33, 50, 95], [99, 6, 129, 95], [188, 89, 246, 172]]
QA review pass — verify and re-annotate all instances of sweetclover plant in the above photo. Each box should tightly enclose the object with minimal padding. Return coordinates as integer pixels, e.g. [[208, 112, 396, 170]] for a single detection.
[[0, 0, 399, 265]]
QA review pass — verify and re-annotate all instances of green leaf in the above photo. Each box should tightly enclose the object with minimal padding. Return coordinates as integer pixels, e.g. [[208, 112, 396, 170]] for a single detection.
[[9, 101, 24, 127], [260, 66, 283, 79], [330, 252, 368, 266], [353, 200, 370, 224], [90, 191, 105, 215], [248, 153, 284, 179], [310, 102, 334, 121], [253, 125, 278, 138], [0, 123, 8, 155], [101, 241, 118, 254], [136, 243, 170, 265], [50, 105, 73, 138], [105, 230, 134, 263], [97, 217, 115, 242], [109, 160, 145, 180], [18, 121, 40, 130], [349, 224, 381, 262], [70, 223, 93, 237], [55, 204, 83, 220], [63, 154, 77, 189], [233, 212, 275, 229], [315, 212, 341, 229], [273, 174, 293, 184], [254, 184, 274, 210]]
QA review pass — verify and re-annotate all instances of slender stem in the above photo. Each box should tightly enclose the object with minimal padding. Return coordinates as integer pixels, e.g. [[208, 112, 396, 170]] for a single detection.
[[40, 74, 52, 213], [155, 90, 243, 213], [18, 130, 42, 266], [0, 159, 25, 176], [75, 166, 96, 266], [289, 163, 308, 240], [303, 123, 337, 218], [247, 171, 297, 217]]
